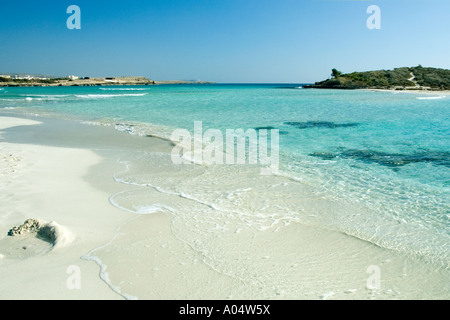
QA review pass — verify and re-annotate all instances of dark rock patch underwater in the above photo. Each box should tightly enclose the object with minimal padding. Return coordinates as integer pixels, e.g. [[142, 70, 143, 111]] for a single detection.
[[311, 149, 450, 168]]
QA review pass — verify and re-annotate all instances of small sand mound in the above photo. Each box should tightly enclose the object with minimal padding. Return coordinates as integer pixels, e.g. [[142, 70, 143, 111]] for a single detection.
[[8, 218, 73, 249]]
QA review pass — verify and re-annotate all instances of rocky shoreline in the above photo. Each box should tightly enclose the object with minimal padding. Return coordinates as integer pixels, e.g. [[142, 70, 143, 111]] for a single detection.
[[0, 76, 215, 87]]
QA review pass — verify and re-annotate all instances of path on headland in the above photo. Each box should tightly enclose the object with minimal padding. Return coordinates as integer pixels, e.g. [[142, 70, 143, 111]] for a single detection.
[[408, 72, 420, 88]]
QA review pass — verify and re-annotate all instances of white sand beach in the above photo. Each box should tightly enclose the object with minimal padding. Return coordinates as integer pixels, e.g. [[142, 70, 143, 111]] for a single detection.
[[0, 115, 448, 300], [0, 117, 125, 299], [362, 88, 450, 96]]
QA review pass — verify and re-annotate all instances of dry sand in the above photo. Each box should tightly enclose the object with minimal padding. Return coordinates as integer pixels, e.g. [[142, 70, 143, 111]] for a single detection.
[[0, 117, 125, 299]]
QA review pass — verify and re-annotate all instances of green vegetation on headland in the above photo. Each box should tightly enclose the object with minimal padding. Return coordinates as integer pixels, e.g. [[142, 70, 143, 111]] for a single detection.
[[304, 66, 450, 91]]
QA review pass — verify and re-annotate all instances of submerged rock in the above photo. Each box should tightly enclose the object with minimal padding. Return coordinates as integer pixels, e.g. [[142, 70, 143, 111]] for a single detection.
[[284, 121, 359, 129], [254, 126, 289, 135], [310, 149, 450, 168]]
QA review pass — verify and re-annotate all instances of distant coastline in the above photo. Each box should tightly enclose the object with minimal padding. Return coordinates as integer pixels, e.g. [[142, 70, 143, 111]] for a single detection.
[[0, 75, 215, 87], [303, 66, 450, 91]]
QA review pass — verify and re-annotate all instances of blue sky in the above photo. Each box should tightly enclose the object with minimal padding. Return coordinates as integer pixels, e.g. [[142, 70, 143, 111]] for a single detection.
[[1, 0, 449, 83]]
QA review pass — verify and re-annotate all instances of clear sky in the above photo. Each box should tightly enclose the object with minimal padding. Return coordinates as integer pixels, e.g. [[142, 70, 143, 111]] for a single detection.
[[1, 0, 449, 83]]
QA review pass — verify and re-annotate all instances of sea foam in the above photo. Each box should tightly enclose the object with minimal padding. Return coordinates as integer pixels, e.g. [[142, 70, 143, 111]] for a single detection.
[[417, 96, 446, 100], [99, 88, 148, 91], [75, 93, 148, 99]]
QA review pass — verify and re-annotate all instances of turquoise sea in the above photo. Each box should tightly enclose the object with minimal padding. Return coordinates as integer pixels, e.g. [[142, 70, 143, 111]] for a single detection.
[[1, 84, 449, 270]]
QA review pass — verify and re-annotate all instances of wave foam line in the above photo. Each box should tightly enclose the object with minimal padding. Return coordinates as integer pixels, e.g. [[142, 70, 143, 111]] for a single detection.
[[81, 217, 139, 300], [25, 97, 61, 101], [111, 160, 219, 212], [109, 189, 176, 214], [75, 93, 148, 99], [417, 96, 446, 100], [21, 94, 70, 98], [99, 88, 148, 91]]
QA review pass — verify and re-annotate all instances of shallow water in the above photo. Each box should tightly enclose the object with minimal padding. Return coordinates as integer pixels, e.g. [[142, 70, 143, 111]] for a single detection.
[[1, 84, 449, 298]]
